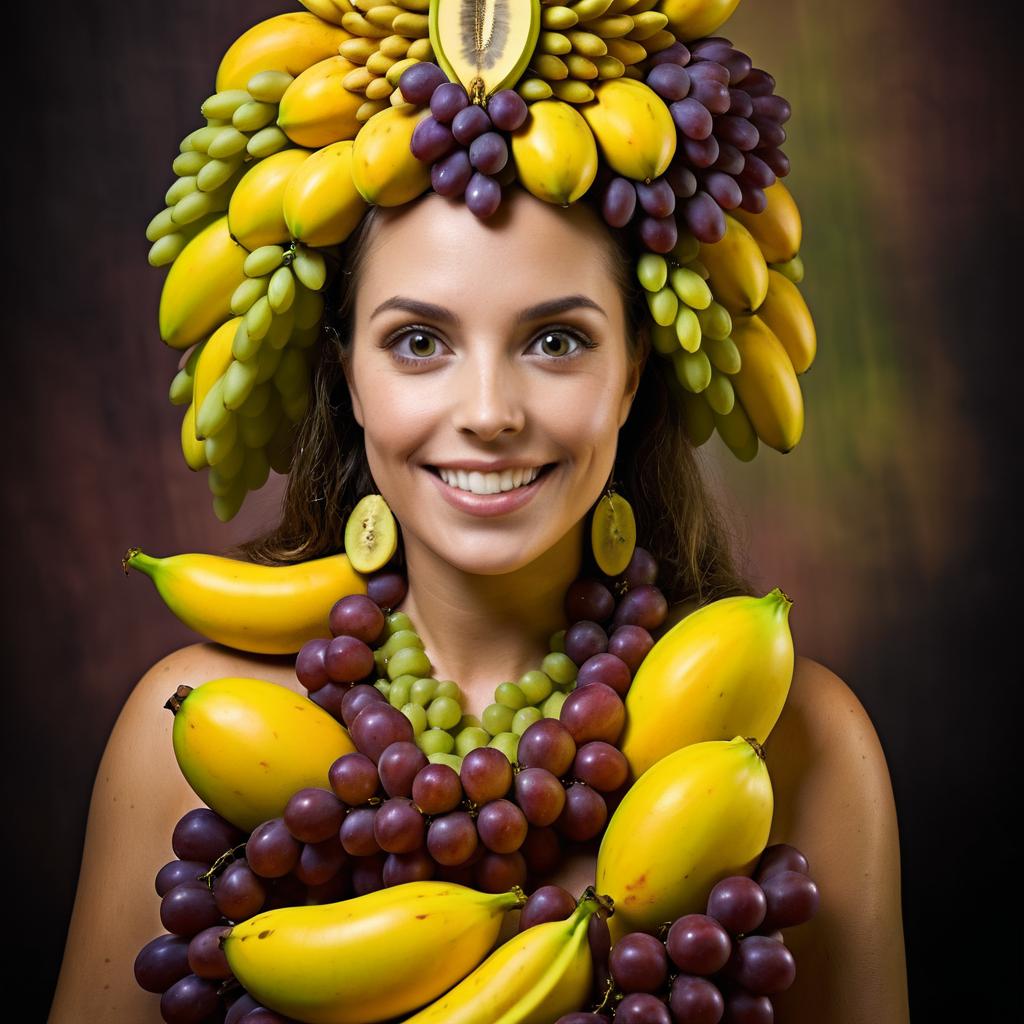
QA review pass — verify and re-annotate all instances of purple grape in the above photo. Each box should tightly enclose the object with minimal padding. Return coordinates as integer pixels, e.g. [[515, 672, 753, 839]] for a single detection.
[[309, 681, 348, 720], [473, 849, 527, 892], [460, 746, 513, 803], [576, 652, 631, 696], [351, 852, 386, 895], [340, 684, 385, 729], [284, 787, 346, 843], [366, 571, 407, 610], [609, 931, 669, 992], [398, 61, 449, 106], [477, 799, 528, 853], [701, 170, 742, 210], [559, 682, 625, 745], [325, 634, 375, 683], [751, 118, 786, 149], [383, 848, 435, 885], [225, 993, 260, 1024], [647, 62, 691, 102], [487, 89, 528, 131], [707, 876, 767, 935], [240, 1010, 295, 1024], [329, 750, 380, 804], [246, 818, 300, 878], [378, 740, 429, 798], [669, 974, 725, 1024], [565, 578, 614, 623], [519, 884, 575, 930], [411, 115, 456, 163], [469, 131, 508, 174], [187, 924, 232, 979], [667, 913, 732, 975], [760, 870, 819, 929], [649, 41, 690, 66], [134, 933, 191, 993], [160, 881, 221, 937], [715, 115, 759, 152], [412, 762, 463, 814], [565, 620, 608, 666], [683, 191, 726, 243], [688, 60, 730, 85], [602, 176, 637, 227], [159, 973, 221, 1024], [682, 134, 721, 169], [465, 172, 501, 218], [555, 782, 607, 841], [329, 594, 386, 644], [306, 870, 350, 905], [738, 185, 766, 213], [615, 993, 671, 1024], [737, 154, 775, 190], [712, 141, 745, 176], [589, 911, 612, 965], [427, 810, 478, 865], [514, 766, 567, 826], [666, 162, 698, 199], [156, 860, 209, 897], [756, 843, 810, 881], [622, 547, 658, 587], [733, 935, 796, 994], [720, 986, 773, 1023], [451, 103, 491, 145], [339, 806, 381, 856], [430, 81, 469, 123], [572, 741, 629, 792], [518, 719, 577, 776], [520, 825, 561, 874], [751, 94, 791, 123], [296, 637, 330, 691], [727, 88, 754, 119], [431, 148, 473, 197], [742, 69, 776, 96], [671, 97, 713, 141], [214, 860, 266, 921], [690, 77, 731, 115], [607, 625, 654, 675], [640, 214, 679, 254], [636, 177, 675, 218], [612, 584, 668, 632], [172, 809, 245, 864], [350, 703, 415, 761], [373, 797, 425, 853], [759, 146, 790, 177]]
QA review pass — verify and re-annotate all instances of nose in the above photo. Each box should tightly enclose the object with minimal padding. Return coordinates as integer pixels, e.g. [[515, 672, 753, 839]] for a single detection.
[[449, 350, 526, 441]]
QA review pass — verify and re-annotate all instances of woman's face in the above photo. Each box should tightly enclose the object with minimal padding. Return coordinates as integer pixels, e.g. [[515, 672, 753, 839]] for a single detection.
[[343, 187, 644, 576]]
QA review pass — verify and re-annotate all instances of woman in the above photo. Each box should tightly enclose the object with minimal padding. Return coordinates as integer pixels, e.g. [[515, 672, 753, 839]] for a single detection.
[[49, 186, 909, 1023]]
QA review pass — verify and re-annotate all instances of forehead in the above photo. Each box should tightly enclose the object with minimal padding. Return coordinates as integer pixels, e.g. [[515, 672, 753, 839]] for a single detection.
[[355, 189, 621, 320]]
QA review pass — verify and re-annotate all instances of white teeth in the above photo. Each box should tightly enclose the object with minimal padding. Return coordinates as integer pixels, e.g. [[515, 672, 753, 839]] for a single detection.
[[438, 466, 542, 495]]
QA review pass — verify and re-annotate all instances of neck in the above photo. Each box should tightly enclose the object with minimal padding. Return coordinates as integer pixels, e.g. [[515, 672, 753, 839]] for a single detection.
[[396, 522, 585, 720]]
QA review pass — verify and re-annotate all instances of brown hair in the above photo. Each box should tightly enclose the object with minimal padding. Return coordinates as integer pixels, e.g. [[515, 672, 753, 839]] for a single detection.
[[234, 191, 753, 610]]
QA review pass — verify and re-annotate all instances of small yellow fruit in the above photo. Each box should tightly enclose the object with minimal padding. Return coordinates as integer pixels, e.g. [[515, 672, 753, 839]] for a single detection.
[[757, 269, 816, 374], [284, 140, 369, 246], [699, 214, 770, 315], [731, 180, 803, 264], [511, 99, 598, 205], [278, 55, 364, 148], [351, 105, 433, 206], [228, 148, 314, 250]]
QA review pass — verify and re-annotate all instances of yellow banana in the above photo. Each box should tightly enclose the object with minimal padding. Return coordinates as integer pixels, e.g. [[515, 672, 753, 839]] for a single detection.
[[699, 213, 770, 315], [216, 12, 351, 92], [167, 676, 355, 831], [351, 105, 433, 205], [730, 314, 804, 452], [224, 881, 526, 1024], [757, 269, 817, 374], [180, 403, 208, 470], [731, 180, 802, 264], [228, 148, 314, 250], [278, 55, 365, 148], [159, 216, 248, 350], [399, 889, 607, 1024], [283, 139, 369, 246], [121, 546, 366, 653], [712, 397, 758, 461], [597, 736, 773, 941], [192, 318, 239, 439], [620, 588, 794, 778], [297, 0, 354, 27], [510, 99, 598, 205], [579, 78, 675, 181], [657, 0, 741, 40]]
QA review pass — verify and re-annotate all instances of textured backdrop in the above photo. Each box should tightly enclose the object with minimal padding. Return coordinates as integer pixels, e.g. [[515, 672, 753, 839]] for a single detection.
[[4, 0, 1015, 1015]]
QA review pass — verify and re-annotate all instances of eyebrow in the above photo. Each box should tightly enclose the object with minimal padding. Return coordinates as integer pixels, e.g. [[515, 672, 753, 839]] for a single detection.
[[368, 294, 608, 326]]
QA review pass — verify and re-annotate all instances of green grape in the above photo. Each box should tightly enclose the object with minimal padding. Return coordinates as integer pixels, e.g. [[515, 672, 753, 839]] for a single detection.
[[455, 726, 490, 756], [388, 676, 413, 709], [540, 653, 576, 689], [281, 387, 309, 424], [201, 89, 251, 120], [645, 286, 678, 327], [238, 381, 272, 418], [237, 405, 278, 448], [212, 482, 246, 523], [268, 265, 296, 313], [381, 629, 425, 659], [675, 305, 702, 354], [417, 727, 455, 756], [146, 207, 177, 242], [426, 696, 461, 730], [374, 648, 388, 676], [374, 679, 392, 698], [401, 702, 427, 735], [671, 232, 700, 264], [650, 322, 678, 356], [169, 366, 193, 406], [232, 320, 262, 362], [247, 124, 289, 158], [266, 306, 295, 351], [207, 465, 235, 496], [542, 691, 567, 718], [488, 732, 519, 763], [697, 301, 733, 342], [703, 333, 741, 375], [410, 677, 439, 706], [495, 681, 527, 710], [231, 276, 269, 316], [292, 246, 327, 291], [385, 611, 414, 635], [246, 295, 273, 342], [146, 231, 186, 264], [214, 439, 245, 479], [637, 253, 668, 292], [172, 150, 209, 176], [293, 284, 325, 329], [273, 347, 309, 399], [207, 126, 249, 159], [204, 415, 239, 466], [388, 646, 432, 680], [165, 175, 196, 206], [549, 629, 566, 653], [171, 190, 217, 225], [482, 702, 514, 736], [434, 680, 461, 701], [512, 706, 542, 735], [196, 377, 230, 438], [704, 369, 735, 416], [670, 266, 712, 310], [520, 668, 555, 703], [196, 156, 242, 192], [427, 752, 463, 772], [242, 445, 270, 491], [223, 358, 259, 410], [456, 713, 482, 732], [244, 245, 286, 278], [672, 349, 712, 394], [254, 342, 283, 385], [233, 99, 277, 132], [182, 124, 222, 153], [246, 70, 295, 104]]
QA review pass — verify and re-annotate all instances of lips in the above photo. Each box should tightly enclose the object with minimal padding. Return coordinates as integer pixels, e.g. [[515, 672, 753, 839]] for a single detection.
[[423, 463, 557, 518]]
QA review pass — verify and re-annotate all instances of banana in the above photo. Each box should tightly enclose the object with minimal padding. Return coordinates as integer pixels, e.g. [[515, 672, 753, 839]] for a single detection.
[[399, 889, 607, 1024], [278, 55, 365, 148], [712, 397, 758, 461], [699, 213, 770, 315], [510, 99, 598, 205], [167, 676, 356, 831], [192, 318, 240, 439], [228, 148, 314, 250], [730, 314, 804, 452], [597, 736, 773, 941], [223, 881, 526, 1024], [122, 546, 366, 653], [620, 588, 794, 778], [297, 0, 352, 26], [657, 0, 741, 41], [216, 12, 351, 92], [757, 269, 817, 374], [731, 180, 802, 265], [180, 403, 208, 470], [579, 78, 675, 181], [284, 140, 369, 246], [351, 105, 433, 205], [159, 217, 248, 350]]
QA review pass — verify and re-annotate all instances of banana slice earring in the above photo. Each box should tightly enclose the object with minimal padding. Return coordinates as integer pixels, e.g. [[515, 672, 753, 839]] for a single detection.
[[344, 493, 399, 573], [590, 482, 636, 578]]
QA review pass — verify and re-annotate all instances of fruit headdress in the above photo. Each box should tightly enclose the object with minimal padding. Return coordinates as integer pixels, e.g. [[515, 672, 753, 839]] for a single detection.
[[150, 0, 816, 522]]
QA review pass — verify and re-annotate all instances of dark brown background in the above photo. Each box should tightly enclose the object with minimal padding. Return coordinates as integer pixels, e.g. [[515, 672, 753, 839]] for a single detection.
[[4, 0, 1016, 1015]]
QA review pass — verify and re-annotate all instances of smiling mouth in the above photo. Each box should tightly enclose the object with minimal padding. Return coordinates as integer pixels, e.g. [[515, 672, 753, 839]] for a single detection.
[[425, 463, 557, 494]]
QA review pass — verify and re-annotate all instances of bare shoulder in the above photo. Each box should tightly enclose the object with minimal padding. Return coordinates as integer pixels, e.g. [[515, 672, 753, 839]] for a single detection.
[[763, 655, 910, 1023], [136, 641, 303, 698]]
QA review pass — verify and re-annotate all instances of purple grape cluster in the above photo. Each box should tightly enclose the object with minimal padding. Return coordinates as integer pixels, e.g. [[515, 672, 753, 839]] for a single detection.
[[596, 36, 792, 249], [397, 61, 529, 220], [554, 844, 820, 1024]]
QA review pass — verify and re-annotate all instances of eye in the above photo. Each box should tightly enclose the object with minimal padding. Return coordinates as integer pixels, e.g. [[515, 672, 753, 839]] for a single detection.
[[530, 328, 595, 359], [386, 327, 445, 365]]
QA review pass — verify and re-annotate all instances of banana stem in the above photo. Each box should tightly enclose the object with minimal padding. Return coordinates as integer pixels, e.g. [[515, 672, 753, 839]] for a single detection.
[[744, 736, 767, 761], [122, 546, 159, 578], [165, 684, 193, 715]]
